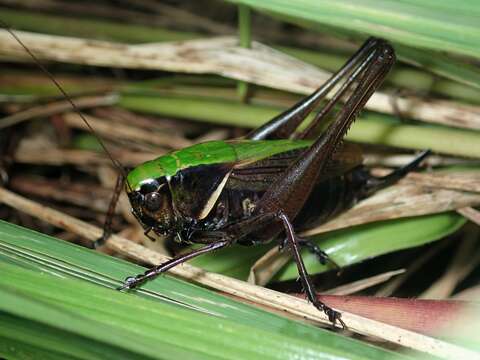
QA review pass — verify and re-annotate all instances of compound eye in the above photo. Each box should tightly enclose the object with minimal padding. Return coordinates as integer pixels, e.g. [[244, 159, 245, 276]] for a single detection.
[[144, 192, 162, 212], [139, 180, 159, 194]]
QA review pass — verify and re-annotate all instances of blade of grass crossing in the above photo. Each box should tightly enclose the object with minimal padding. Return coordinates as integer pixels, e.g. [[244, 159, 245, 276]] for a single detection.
[[0, 220, 410, 360]]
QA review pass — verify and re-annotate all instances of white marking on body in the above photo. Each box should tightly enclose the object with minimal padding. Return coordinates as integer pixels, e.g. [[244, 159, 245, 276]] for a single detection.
[[198, 171, 231, 220], [242, 198, 256, 216]]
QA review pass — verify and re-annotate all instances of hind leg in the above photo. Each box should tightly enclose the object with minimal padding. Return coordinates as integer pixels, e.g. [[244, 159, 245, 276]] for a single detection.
[[248, 38, 383, 140]]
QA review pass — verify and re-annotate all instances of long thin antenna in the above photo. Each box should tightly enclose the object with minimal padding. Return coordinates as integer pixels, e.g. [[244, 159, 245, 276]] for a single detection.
[[0, 20, 127, 179]]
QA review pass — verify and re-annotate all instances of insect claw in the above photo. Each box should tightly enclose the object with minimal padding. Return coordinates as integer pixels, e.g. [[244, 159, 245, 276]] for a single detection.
[[90, 237, 105, 249], [116, 284, 129, 291], [337, 316, 347, 330], [324, 306, 346, 329], [117, 276, 137, 291]]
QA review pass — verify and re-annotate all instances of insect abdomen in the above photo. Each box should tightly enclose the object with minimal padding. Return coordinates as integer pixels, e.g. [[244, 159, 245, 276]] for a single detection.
[[294, 166, 371, 230]]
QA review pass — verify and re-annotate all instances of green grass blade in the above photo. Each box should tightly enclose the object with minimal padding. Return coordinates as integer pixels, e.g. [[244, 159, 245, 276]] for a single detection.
[[396, 45, 480, 91], [275, 212, 465, 281], [237, 4, 252, 102], [191, 213, 465, 281], [225, 0, 480, 59], [190, 243, 271, 280], [0, 8, 196, 43], [119, 93, 480, 159], [0, 220, 410, 360], [225, 0, 480, 89], [4, 7, 479, 92]]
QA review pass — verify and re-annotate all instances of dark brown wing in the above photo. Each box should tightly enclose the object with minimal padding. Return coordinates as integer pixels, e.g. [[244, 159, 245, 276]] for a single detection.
[[326, 142, 363, 178], [228, 142, 362, 192]]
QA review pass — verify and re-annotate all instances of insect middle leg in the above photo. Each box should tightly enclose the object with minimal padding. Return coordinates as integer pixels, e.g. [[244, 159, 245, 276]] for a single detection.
[[118, 238, 230, 290], [279, 236, 340, 269], [117, 212, 278, 290]]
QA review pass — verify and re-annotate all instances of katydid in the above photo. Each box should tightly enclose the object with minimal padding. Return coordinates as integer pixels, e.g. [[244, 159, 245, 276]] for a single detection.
[[3, 26, 429, 328]]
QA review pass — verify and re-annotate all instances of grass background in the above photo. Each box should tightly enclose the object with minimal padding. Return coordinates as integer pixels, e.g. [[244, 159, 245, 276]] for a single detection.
[[0, 1, 480, 359]]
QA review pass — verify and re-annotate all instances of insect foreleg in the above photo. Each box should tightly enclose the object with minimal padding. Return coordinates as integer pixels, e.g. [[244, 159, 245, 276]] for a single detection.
[[117, 212, 280, 290], [118, 239, 230, 290], [278, 212, 345, 328]]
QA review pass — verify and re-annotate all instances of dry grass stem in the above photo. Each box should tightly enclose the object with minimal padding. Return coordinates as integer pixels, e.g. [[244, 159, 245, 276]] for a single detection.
[[452, 286, 480, 301], [248, 246, 291, 286], [375, 239, 452, 297], [420, 228, 480, 299], [9, 176, 113, 213], [97, 166, 138, 229], [372, 169, 480, 193], [457, 207, 480, 226], [303, 183, 480, 236], [323, 270, 406, 295], [91, 107, 193, 134], [63, 112, 193, 149], [0, 93, 118, 129], [2, 31, 480, 130]]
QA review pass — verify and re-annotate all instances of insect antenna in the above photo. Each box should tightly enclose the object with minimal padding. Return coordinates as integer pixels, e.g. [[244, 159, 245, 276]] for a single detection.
[[0, 20, 129, 183]]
